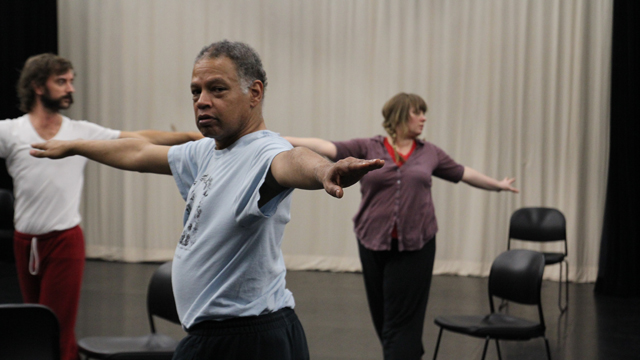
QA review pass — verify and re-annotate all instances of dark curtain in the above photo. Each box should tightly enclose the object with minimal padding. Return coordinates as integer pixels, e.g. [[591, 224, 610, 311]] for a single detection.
[[0, 0, 57, 263], [595, 0, 640, 297], [0, 0, 58, 191]]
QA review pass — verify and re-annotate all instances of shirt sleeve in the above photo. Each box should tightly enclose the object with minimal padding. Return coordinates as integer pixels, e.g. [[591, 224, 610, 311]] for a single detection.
[[234, 136, 294, 227], [432, 145, 465, 183], [332, 137, 371, 161], [75, 120, 121, 140]]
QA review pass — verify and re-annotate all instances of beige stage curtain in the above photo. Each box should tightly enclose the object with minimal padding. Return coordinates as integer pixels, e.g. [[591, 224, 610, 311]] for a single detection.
[[58, 0, 612, 282]]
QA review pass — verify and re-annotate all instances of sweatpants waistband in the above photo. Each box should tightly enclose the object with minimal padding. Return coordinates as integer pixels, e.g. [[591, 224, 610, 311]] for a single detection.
[[14, 225, 81, 241], [187, 307, 297, 336]]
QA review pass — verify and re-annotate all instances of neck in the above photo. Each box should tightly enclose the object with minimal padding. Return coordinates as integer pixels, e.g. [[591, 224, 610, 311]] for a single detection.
[[28, 104, 63, 140], [215, 114, 267, 150], [29, 103, 62, 125], [391, 132, 415, 148]]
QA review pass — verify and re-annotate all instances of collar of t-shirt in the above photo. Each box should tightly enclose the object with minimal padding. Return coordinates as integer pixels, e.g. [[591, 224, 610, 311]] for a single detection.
[[384, 137, 416, 167]]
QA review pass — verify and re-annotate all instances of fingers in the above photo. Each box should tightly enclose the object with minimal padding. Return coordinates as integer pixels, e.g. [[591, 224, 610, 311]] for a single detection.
[[29, 142, 64, 159], [502, 177, 519, 193], [363, 158, 385, 171], [325, 158, 385, 197], [347, 158, 385, 171], [334, 158, 381, 179], [335, 159, 384, 178], [29, 143, 47, 157], [324, 184, 343, 198], [29, 149, 45, 158], [322, 158, 384, 198]]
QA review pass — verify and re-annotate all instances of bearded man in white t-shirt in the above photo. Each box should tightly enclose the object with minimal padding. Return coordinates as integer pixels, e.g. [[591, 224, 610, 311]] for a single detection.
[[0, 53, 202, 360]]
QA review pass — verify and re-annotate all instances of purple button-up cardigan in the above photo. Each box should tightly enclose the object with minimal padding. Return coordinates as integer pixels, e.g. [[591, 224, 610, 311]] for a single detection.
[[332, 135, 464, 251]]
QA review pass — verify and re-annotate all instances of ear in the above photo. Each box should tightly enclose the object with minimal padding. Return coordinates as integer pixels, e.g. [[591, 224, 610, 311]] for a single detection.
[[248, 80, 264, 108], [33, 81, 45, 96]]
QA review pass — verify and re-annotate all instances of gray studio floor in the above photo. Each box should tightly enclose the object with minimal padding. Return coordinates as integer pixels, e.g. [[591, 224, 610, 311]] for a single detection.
[[2, 259, 639, 360], [70, 260, 640, 360]]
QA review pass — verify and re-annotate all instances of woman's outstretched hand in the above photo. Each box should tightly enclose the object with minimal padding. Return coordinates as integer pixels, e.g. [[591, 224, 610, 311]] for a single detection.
[[497, 177, 519, 193]]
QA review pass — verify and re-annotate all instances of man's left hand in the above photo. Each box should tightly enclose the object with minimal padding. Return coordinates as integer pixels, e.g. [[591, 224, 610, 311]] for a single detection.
[[323, 157, 385, 198]]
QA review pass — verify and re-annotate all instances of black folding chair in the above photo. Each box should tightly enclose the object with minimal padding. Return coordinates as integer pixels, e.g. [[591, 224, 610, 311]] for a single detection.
[[78, 261, 182, 359], [0, 303, 61, 360], [432, 249, 551, 360], [508, 207, 568, 312]]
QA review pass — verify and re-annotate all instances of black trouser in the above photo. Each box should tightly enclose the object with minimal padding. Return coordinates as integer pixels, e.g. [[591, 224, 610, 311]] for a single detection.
[[358, 237, 436, 360], [173, 307, 309, 360]]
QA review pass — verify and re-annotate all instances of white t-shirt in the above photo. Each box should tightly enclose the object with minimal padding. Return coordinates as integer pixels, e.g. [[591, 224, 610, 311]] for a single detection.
[[0, 115, 120, 234], [168, 130, 295, 328]]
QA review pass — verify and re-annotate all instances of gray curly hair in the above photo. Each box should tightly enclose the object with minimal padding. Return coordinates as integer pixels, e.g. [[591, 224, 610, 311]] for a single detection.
[[195, 40, 267, 95]]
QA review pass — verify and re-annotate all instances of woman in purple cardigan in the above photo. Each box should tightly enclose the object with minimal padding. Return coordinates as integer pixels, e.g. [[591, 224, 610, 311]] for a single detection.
[[285, 93, 518, 360]]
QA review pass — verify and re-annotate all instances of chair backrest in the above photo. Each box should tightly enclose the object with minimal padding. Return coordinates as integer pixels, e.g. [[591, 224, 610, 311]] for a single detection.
[[509, 207, 566, 242], [0, 188, 14, 232], [146, 261, 181, 333], [0, 304, 60, 360], [489, 249, 545, 306]]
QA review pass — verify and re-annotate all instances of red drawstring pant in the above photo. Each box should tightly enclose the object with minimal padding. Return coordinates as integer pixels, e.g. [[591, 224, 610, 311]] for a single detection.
[[13, 225, 85, 360]]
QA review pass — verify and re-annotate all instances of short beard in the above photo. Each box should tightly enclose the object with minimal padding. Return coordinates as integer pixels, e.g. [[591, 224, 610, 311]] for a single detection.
[[40, 88, 74, 112]]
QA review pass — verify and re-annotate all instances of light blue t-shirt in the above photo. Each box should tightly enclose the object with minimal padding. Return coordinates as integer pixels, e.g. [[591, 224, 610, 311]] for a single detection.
[[167, 130, 295, 328]]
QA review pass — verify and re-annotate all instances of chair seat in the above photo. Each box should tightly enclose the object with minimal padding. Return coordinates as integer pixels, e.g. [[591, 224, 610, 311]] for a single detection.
[[78, 333, 179, 359], [434, 313, 545, 340], [542, 252, 565, 265], [0, 304, 60, 360]]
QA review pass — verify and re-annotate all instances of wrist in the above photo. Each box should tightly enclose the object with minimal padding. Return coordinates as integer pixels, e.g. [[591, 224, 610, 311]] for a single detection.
[[68, 139, 82, 156], [314, 162, 331, 185]]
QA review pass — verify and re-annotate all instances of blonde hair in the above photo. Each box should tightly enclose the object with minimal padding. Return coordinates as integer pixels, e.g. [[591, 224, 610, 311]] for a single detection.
[[381, 93, 427, 163]]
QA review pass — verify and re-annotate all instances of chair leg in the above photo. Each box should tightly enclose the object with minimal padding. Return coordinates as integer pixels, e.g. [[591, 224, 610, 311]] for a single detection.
[[559, 260, 568, 313], [481, 337, 490, 360], [564, 260, 569, 312], [557, 264, 562, 311], [495, 339, 502, 360], [432, 327, 444, 360], [544, 337, 552, 360]]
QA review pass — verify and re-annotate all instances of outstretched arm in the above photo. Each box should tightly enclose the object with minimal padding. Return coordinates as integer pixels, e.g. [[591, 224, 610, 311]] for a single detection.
[[283, 136, 337, 159], [120, 130, 203, 145], [461, 166, 519, 193], [270, 146, 384, 198], [30, 138, 171, 175]]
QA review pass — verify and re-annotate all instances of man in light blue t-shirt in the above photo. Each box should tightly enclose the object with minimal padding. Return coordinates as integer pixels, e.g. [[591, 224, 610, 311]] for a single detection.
[[30, 40, 384, 359]]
